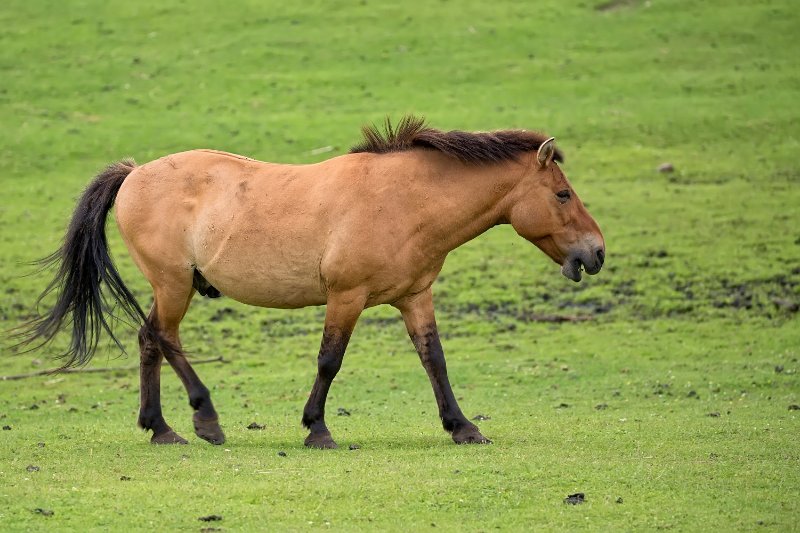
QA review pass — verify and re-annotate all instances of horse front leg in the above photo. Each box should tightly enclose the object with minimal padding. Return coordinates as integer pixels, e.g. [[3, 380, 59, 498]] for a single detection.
[[302, 291, 365, 449], [396, 289, 491, 444]]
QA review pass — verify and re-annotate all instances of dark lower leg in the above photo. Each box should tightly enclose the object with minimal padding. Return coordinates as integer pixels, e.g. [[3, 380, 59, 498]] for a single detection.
[[411, 325, 487, 442], [302, 327, 350, 448], [138, 327, 186, 444], [165, 351, 225, 445], [398, 290, 490, 444]]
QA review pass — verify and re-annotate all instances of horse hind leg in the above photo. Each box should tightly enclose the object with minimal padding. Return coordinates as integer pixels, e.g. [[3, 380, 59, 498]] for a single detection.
[[145, 277, 225, 445], [138, 317, 187, 444]]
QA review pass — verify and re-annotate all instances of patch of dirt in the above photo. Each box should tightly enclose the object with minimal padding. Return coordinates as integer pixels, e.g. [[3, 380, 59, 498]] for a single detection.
[[594, 0, 640, 11], [711, 274, 799, 313], [454, 301, 607, 324], [209, 307, 239, 322]]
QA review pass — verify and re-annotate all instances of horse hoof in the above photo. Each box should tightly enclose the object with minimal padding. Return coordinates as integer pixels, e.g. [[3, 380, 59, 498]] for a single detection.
[[151, 430, 188, 445], [452, 426, 492, 445], [193, 413, 226, 445], [304, 432, 338, 449]]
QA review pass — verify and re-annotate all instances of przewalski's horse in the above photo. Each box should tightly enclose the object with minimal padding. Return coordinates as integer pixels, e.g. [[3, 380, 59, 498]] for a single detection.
[[20, 116, 605, 448]]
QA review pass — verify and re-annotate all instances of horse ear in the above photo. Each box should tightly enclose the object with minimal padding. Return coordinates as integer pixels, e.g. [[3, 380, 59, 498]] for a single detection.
[[537, 137, 556, 168]]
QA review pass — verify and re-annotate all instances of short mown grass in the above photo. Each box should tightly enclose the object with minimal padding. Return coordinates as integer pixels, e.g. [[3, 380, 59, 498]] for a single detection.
[[1, 0, 799, 531]]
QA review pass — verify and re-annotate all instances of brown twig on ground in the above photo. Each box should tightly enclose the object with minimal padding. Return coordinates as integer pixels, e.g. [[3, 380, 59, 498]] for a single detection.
[[0, 356, 225, 381]]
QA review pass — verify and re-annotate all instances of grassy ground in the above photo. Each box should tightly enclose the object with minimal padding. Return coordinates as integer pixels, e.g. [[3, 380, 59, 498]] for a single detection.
[[1, 0, 799, 531]]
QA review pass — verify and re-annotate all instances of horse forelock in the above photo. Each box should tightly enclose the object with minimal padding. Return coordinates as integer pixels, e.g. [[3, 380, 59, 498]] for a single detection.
[[349, 115, 564, 165]]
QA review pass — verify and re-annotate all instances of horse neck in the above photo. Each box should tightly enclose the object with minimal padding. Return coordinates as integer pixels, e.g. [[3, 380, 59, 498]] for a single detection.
[[415, 155, 526, 256]]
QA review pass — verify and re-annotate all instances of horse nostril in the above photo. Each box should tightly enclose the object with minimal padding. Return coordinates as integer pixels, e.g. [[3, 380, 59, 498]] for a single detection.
[[596, 248, 605, 266]]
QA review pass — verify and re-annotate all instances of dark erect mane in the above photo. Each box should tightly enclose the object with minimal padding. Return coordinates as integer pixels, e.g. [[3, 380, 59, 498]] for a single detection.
[[350, 115, 564, 164]]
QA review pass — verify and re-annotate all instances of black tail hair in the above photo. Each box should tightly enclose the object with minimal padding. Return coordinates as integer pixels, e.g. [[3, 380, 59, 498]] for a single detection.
[[14, 159, 146, 368]]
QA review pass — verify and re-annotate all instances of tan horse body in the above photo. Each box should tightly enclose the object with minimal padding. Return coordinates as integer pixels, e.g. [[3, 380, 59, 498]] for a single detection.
[[23, 117, 605, 448]]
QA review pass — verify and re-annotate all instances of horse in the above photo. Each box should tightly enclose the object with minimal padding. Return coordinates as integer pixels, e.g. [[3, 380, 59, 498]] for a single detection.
[[19, 116, 605, 448]]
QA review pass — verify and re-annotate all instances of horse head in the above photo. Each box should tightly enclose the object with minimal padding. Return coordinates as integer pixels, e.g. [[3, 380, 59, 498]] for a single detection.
[[506, 138, 605, 282]]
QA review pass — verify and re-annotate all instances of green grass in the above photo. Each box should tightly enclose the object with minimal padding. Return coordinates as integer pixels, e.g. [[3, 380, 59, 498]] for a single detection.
[[1, 0, 799, 530]]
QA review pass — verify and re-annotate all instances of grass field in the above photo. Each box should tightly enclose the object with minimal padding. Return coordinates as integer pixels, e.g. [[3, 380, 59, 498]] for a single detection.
[[1, 0, 799, 531]]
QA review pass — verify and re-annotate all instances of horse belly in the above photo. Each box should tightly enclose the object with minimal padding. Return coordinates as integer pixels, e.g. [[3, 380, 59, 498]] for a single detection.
[[194, 229, 327, 309]]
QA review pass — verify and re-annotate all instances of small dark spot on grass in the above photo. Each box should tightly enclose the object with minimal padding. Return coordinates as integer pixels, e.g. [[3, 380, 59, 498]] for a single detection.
[[707, 412, 721, 417], [2, 425, 11, 430], [26, 465, 40, 472], [349, 444, 360, 450], [788, 404, 800, 411], [472, 414, 491, 421], [33, 508, 53, 516], [564, 492, 585, 505], [616, 497, 624, 504], [687, 390, 698, 399], [556, 403, 570, 409], [595, 403, 609, 410], [198, 514, 222, 522], [37, 442, 45, 447], [337, 407, 351, 416], [246, 422, 265, 430], [774, 365, 784, 374], [277, 451, 287, 457]]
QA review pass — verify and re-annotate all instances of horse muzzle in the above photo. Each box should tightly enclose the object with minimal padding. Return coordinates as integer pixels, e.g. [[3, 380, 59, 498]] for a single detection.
[[561, 247, 605, 282]]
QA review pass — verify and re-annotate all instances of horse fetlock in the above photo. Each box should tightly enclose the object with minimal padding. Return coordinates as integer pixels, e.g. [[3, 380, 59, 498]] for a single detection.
[[188, 387, 211, 410], [301, 405, 326, 430], [138, 410, 168, 432]]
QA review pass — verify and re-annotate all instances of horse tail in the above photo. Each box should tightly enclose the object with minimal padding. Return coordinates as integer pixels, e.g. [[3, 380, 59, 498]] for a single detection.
[[15, 159, 147, 368]]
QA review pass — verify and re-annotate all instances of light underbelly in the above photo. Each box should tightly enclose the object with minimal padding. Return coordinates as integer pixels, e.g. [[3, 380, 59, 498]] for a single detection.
[[192, 229, 327, 309], [199, 260, 326, 308]]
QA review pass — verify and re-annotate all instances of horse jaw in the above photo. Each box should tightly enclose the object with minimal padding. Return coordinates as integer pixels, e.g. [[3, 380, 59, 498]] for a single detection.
[[561, 258, 583, 282]]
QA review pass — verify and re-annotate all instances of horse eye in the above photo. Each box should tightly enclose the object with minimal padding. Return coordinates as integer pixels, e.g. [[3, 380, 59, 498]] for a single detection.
[[556, 189, 571, 203]]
